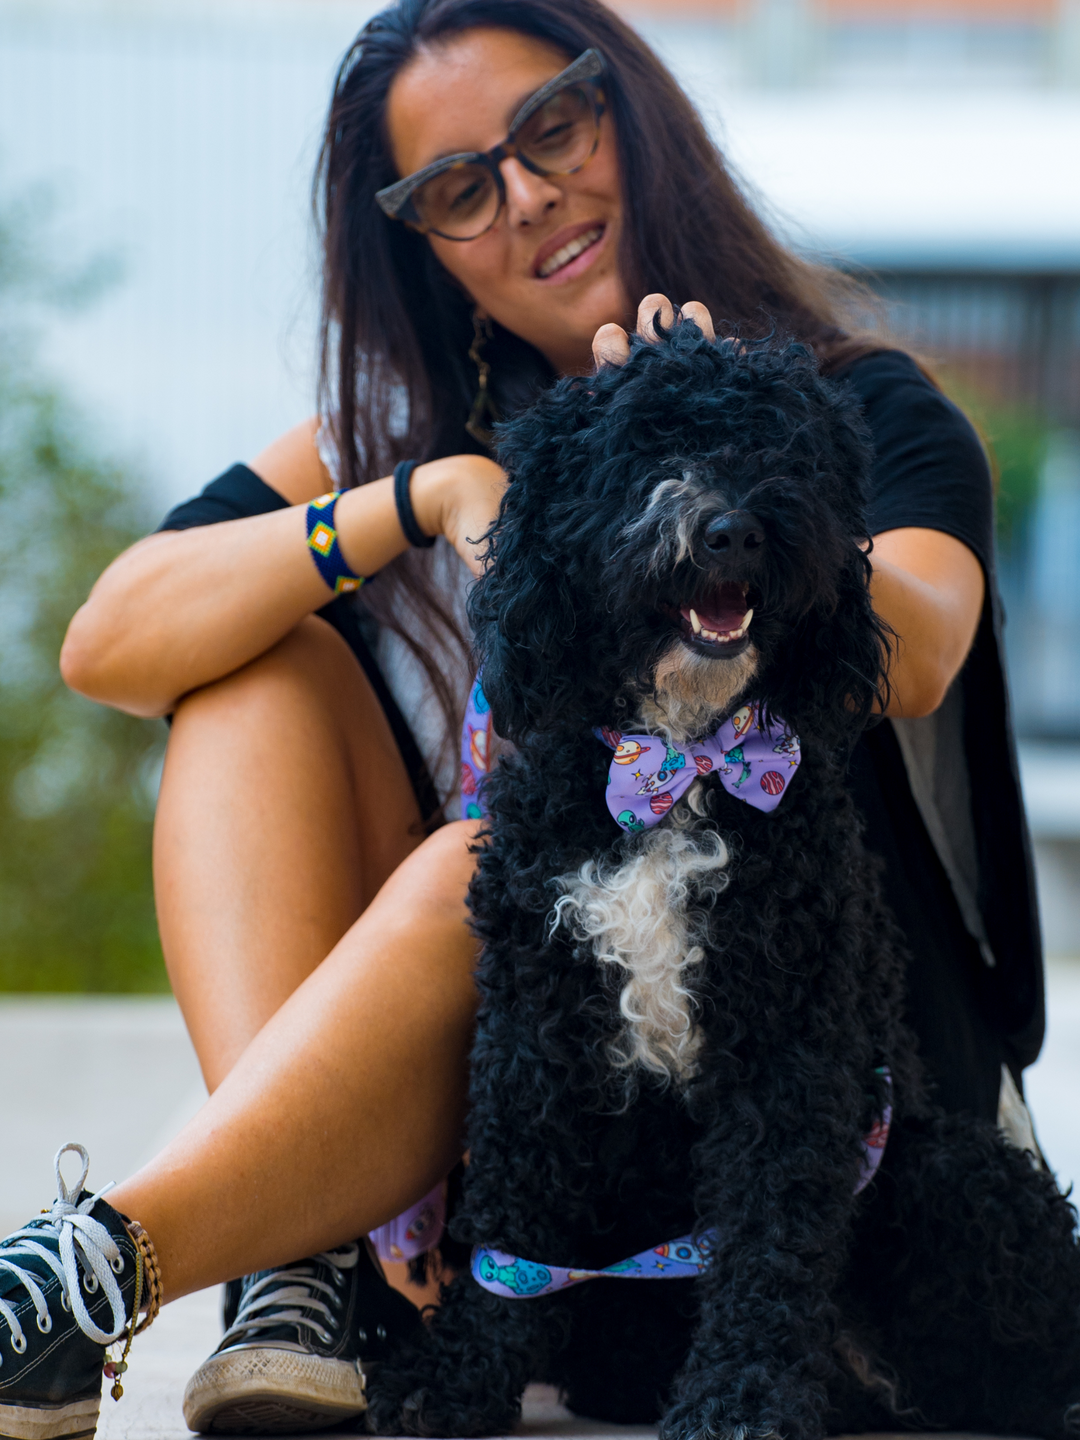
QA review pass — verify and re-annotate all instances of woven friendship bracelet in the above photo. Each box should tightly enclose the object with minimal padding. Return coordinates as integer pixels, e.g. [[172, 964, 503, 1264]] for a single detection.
[[106, 1219, 163, 1401], [126, 1220, 163, 1336], [306, 493, 367, 595]]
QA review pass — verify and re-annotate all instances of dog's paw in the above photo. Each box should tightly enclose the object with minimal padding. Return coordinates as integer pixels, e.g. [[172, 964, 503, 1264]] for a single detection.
[[366, 1373, 519, 1438], [661, 1400, 782, 1440]]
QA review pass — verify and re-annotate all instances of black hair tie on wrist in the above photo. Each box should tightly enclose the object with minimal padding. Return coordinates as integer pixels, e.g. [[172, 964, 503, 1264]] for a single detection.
[[394, 460, 436, 548]]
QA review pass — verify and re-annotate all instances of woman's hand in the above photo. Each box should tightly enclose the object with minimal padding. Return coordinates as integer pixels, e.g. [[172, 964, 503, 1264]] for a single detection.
[[587, 295, 985, 720], [409, 454, 507, 577], [592, 294, 716, 367]]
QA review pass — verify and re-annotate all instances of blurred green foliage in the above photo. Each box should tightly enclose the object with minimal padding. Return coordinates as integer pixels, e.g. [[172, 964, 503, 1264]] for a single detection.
[[0, 197, 168, 992]]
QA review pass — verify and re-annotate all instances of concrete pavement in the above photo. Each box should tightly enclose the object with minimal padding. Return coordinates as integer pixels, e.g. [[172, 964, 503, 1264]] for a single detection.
[[3, 969, 1078, 1439]]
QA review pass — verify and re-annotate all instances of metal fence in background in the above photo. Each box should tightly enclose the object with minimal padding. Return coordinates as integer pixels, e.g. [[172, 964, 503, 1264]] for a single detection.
[[872, 269, 1080, 424], [863, 267, 1080, 737]]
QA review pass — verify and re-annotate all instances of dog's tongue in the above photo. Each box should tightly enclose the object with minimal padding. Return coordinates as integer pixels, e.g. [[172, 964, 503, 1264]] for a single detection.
[[681, 582, 747, 635]]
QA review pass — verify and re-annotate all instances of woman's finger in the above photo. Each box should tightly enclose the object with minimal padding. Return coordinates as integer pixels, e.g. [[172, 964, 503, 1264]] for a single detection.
[[680, 301, 715, 341], [637, 293, 675, 341], [592, 323, 631, 368]]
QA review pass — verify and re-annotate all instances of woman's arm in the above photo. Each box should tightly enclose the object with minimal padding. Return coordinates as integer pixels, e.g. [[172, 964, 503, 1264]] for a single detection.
[[60, 419, 505, 718], [869, 527, 985, 719]]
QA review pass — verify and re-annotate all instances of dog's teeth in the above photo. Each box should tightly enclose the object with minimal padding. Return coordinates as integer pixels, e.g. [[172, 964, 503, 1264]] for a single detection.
[[702, 627, 718, 641], [689, 608, 702, 635], [742, 608, 754, 631]]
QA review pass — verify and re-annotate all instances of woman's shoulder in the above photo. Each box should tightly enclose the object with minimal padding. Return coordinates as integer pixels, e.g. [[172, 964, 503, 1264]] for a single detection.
[[829, 345, 987, 473], [830, 346, 954, 414]]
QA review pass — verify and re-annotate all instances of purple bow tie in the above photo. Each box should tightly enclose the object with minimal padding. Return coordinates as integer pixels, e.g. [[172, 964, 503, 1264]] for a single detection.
[[596, 704, 801, 833]]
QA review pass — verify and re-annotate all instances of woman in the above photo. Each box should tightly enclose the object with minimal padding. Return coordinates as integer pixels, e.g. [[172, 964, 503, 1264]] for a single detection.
[[0, 0, 1042, 1435]]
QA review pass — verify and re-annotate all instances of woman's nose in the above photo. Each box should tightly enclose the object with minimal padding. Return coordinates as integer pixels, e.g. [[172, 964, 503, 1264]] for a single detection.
[[499, 156, 561, 227]]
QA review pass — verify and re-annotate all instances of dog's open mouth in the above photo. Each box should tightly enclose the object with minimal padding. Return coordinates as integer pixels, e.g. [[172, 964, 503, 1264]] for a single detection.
[[664, 582, 753, 656]]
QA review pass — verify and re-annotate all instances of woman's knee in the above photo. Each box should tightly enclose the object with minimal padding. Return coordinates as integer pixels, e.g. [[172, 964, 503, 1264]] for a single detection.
[[376, 820, 483, 928], [170, 615, 355, 735]]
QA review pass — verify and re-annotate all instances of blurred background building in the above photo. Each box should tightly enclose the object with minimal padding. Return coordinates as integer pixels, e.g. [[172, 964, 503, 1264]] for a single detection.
[[1, 0, 1079, 1197]]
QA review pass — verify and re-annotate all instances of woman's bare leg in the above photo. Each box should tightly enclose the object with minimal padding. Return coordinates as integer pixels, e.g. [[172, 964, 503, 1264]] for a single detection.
[[155, 614, 425, 1090], [111, 818, 481, 1302]]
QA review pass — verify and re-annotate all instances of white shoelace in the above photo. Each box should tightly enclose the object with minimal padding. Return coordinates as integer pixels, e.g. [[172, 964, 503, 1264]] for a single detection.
[[0, 1144, 128, 1358], [221, 1244, 360, 1349]]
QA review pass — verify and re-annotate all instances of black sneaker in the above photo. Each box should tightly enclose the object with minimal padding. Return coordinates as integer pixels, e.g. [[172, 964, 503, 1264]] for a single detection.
[[0, 1145, 140, 1440], [182, 1240, 422, 1434]]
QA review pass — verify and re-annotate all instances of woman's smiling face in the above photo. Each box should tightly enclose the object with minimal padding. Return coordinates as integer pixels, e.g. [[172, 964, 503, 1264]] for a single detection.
[[386, 27, 631, 376]]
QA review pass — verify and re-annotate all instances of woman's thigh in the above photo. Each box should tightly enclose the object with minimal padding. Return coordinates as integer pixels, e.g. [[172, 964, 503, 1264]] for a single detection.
[[155, 614, 427, 1090], [112, 818, 483, 1300]]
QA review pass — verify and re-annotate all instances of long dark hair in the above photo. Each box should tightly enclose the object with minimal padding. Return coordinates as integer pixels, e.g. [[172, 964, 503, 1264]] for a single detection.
[[314, 0, 874, 798]]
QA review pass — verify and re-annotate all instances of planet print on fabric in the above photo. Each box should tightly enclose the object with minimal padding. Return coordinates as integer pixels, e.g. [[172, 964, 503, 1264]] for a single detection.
[[461, 763, 477, 797], [598, 726, 622, 749], [613, 739, 645, 766], [650, 792, 674, 815], [760, 771, 785, 797], [694, 754, 713, 776]]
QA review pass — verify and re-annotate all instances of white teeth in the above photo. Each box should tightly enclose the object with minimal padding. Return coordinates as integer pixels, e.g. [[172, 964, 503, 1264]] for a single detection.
[[537, 227, 602, 278], [690, 607, 754, 645]]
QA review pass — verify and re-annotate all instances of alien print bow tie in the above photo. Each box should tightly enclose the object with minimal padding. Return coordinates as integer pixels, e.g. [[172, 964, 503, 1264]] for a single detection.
[[596, 703, 801, 833]]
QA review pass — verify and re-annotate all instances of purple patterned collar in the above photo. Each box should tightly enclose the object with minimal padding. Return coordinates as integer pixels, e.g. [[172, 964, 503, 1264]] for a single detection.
[[596, 704, 801, 833]]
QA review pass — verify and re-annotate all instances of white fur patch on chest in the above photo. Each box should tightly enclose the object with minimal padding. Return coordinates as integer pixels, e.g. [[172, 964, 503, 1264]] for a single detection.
[[550, 788, 730, 1082]]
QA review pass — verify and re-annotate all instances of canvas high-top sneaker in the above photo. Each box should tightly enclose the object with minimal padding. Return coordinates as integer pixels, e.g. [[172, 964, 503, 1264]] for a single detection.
[[182, 1240, 422, 1434], [0, 1145, 146, 1440]]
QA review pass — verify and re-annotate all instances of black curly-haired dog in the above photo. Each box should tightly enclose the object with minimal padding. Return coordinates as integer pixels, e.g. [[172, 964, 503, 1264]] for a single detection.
[[369, 325, 1080, 1440]]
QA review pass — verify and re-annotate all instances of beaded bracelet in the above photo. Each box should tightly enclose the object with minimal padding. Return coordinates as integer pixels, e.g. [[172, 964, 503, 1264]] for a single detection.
[[306, 492, 367, 595]]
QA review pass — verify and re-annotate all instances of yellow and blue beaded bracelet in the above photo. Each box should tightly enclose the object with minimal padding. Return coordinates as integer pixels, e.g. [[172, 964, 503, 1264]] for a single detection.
[[306, 492, 366, 595]]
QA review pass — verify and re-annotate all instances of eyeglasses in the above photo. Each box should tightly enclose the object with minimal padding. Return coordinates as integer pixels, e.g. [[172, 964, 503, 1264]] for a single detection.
[[375, 48, 606, 242]]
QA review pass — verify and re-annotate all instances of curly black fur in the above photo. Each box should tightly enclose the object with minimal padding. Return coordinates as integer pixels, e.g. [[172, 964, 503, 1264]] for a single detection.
[[368, 328, 1080, 1440]]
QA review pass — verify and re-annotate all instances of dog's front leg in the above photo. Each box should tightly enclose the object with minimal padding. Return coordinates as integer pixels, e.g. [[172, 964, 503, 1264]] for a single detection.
[[661, 1138, 855, 1440]]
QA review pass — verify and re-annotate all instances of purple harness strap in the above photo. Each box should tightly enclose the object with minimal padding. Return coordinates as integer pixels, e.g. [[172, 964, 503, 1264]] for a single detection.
[[472, 1235, 712, 1299], [472, 1073, 893, 1300]]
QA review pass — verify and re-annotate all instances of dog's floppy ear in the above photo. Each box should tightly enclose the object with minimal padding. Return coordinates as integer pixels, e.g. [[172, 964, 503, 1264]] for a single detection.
[[466, 378, 603, 744], [468, 509, 585, 744], [763, 544, 892, 742]]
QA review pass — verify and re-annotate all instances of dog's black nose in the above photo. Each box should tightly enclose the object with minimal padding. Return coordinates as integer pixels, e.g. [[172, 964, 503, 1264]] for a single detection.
[[703, 511, 766, 555]]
